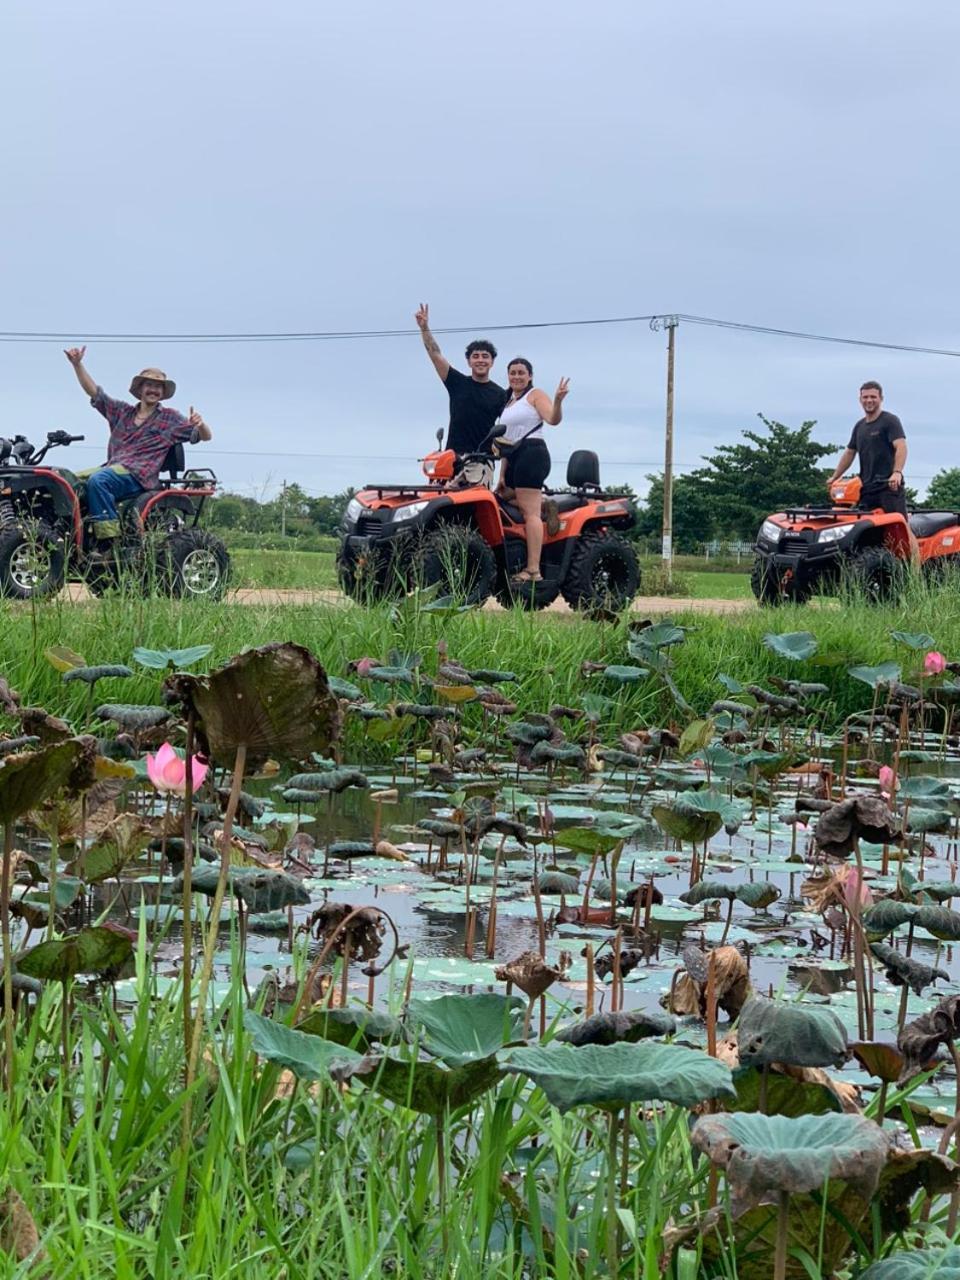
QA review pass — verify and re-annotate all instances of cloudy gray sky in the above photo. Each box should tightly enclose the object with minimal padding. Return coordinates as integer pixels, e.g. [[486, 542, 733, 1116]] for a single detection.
[[3, 1, 959, 501]]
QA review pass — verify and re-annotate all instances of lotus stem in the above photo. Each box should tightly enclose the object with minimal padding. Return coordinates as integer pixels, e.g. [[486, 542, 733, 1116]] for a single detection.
[[185, 741, 247, 1111], [531, 873, 546, 959], [585, 943, 595, 1017], [435, 1112, 448, 1254], [706, 951, 718, 1057], [773, 1190, 790, 1280], [2, 822, 15, 1099], [608, 840, 624, 929], [720, 897, 735, 946], [181, 713, 196, 1073]]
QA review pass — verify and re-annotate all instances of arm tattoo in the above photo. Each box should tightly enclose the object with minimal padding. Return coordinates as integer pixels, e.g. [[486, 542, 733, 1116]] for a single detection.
[[422, 328, 441, 356]]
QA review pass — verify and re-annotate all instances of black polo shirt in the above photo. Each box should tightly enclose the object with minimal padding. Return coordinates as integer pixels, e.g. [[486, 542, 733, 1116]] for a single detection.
[[848, 411, 905, 490]]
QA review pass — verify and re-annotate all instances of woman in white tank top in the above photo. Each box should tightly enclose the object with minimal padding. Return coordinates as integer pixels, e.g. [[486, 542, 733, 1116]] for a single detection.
[[496, 358, 570, 584]]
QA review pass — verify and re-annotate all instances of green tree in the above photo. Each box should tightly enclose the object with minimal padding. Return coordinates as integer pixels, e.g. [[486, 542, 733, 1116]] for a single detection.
[[633, 473, 706, 551], [926, 468, 960, 510], [686, 415, 836, 541]]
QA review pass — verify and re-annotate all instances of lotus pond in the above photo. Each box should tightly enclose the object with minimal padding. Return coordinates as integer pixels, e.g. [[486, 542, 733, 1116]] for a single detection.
[[6, 601, 960, 1277]]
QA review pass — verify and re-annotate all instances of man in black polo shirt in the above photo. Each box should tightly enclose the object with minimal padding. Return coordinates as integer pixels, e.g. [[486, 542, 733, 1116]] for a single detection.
[[414, 303, 507, 454], [826, 380, 908, 515]]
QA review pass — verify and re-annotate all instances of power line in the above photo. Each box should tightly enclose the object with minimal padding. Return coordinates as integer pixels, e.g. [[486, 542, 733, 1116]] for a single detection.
[[0, 310, 958, 357]]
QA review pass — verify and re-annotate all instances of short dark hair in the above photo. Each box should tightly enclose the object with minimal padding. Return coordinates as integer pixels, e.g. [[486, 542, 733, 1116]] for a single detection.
[[507, 357, 533, 379], [465, 339, 497, 360], [860, 380, 883, 395]]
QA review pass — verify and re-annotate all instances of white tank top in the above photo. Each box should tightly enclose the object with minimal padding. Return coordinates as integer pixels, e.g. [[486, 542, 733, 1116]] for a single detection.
[[500, 392, 543, 443]]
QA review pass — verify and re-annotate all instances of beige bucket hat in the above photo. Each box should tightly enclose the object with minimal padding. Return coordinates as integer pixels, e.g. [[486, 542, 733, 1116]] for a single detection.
[[129, 367, 176, 400]]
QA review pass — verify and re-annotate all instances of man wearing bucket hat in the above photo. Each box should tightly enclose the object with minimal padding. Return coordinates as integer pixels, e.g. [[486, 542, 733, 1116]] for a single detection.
[[64, 347, 212, 544]]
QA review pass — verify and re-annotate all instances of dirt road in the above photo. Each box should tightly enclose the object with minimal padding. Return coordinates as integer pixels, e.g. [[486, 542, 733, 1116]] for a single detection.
[[61, 584, 754, 614]]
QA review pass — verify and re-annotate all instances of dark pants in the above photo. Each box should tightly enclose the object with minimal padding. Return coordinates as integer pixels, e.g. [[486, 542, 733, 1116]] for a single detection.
[[862, 484, 907, 517]]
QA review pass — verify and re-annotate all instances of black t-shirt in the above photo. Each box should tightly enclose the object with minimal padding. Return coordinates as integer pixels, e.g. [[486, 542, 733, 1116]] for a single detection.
[[848, 410, 905, 490], [442, 367, 507, 454]]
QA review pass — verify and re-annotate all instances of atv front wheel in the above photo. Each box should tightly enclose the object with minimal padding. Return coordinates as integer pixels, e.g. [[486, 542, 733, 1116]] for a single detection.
[[560, 531, 640, 612], [751, 557, 784, 606], [0, 524, 65, 600], [412, 525, 496, 606], [157, 529, 230, 599], [849, 544, 906, 603]]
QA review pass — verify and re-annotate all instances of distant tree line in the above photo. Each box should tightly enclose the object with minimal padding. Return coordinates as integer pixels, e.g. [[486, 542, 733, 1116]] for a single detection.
[[206, 416, 953, 552]]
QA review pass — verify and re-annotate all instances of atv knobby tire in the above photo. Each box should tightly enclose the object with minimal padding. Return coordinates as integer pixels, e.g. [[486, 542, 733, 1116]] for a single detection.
[[157, 529, 230, 599], [0, 524, 65, 600], [750, 556, 783, 606], [412, 525, 496, 606], [560, 530, 640, 611], [849, 543, 906, 603]]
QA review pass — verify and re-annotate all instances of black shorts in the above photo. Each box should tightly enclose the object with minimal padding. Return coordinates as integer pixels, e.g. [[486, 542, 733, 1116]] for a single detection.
[[861, 484, 907, 517], [505, 440, 551, 490]]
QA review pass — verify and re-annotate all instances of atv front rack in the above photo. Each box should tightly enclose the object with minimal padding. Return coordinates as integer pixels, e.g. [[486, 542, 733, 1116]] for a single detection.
[[782, 504, 870, 519], [365, 483, 451, 497]]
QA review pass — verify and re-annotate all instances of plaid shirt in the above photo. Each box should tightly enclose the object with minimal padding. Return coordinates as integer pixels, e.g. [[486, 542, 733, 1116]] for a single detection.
[[91, 386, 199, 490]]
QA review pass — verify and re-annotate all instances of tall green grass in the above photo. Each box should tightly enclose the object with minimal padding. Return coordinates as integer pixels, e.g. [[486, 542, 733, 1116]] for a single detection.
[[2, 576, 959, 731]]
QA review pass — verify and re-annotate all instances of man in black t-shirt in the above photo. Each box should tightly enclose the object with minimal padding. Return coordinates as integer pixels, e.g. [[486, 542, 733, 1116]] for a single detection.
[[414, 303, 507, 454], [826, 380, 908, 515]]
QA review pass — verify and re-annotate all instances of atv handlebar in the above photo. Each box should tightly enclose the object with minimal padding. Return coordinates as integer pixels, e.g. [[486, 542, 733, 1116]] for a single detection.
[[0, 431, 85, 466]]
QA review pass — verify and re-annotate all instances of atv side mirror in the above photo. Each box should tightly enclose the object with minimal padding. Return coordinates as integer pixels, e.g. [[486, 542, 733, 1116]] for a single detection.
[[436, 428, 444, 447]]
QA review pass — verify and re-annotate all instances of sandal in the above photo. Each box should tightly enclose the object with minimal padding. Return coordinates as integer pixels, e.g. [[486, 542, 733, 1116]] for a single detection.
[[511, 569, 543, 585]]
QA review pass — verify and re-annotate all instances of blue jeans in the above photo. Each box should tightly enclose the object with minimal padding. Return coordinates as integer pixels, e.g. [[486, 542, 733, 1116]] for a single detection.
[[85, 467, 144, 538]]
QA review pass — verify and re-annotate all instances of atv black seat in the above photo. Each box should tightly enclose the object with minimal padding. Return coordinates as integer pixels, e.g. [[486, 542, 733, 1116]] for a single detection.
[[567, 449, 600, 490], [909, 511, 960, 538], [159, 442, 185, 483], [552, 492, 589, 513], [496, 496, 525, 524]]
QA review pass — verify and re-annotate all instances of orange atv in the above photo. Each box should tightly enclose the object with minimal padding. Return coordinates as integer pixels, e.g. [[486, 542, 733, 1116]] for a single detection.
[[337, 434, 640, 610], [752, 475, 960, 604]]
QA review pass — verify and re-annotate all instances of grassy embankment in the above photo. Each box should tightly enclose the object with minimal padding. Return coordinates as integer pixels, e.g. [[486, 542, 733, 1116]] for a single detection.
[[2, 577, 957, 728], [229, 548, 753, 597]]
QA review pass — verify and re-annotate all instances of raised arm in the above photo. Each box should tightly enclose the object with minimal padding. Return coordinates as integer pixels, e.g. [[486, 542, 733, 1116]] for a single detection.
[[64, 346, 98, 398], [529, 378, 570, 426], [414, 303, 450, 381], [827, 446, 857, 487]]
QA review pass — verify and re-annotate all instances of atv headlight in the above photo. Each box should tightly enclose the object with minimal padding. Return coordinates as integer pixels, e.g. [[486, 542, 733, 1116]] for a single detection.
[[391, 501, 429, 523], [345, 498, 365, 524], [759, 520, 781, 543], [818, 525, 848, 543]]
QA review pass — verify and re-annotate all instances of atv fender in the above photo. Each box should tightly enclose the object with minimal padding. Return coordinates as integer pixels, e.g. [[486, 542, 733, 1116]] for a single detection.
[[3, 469, 82, 548], [851, 512, 913, 561]]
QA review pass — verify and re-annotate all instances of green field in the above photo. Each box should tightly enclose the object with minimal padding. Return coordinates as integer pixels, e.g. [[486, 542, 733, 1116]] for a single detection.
[[229, 547, 752, 599]]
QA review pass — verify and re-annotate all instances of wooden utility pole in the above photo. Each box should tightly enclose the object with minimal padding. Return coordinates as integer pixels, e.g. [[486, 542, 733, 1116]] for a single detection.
[[280, 480, 287, 538], [661, 316, 679, 582]]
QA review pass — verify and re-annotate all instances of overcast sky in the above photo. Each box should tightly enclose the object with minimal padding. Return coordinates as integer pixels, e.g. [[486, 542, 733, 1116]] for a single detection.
[[3, 1, 959, 501]]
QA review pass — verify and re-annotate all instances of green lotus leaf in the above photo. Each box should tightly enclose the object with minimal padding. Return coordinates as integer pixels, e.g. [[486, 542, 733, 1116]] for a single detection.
[[898, 776, 951, 800], [395, 703, 449, 720], [907, 806, 954, 834], [367, 666, 417, 685], [630, 622, 687, 650], [679, 718, 714, 758], [738, 997, 848, 1069], [529, 741, 586, 766], [503, 1041, 735, 1112], [132, 644, 213, 670], [537, 871, 580, 896], [66, 813, 151, 883], [890, 630, 937, 651], [680, 880, 737, 905], [860, 1246, 960, 1279], [63, 665, 133, 685], [297, 1006, 407, 1052], [691, 1111, 888, 1212], [553, 827, 624, 857], [653, 802, 723, 844], [164, 642, 340, 766], [724, 1065, 841, 1116], [554, 1009, 676, 1047], [327, 676, 364, 701], [0, 739, 93, 825], [735, 882, 782, 910], [604, 663, 651, 685], [763, 631, 818, 661], [739, 749, 801, 779], [848, 1040, 908, 1084], [416, 818, 461, 839], [870, 942, 949, 994], [717, 672, 746, 694], [504, 721, 554, 746], [245, 1009, 364, 1080], [918, 881, 960, 903], [232, 869, 311, 912], [44, 645, 86, 672], [406, 993, 526, 1067], [17, 925, 134, 983], [94, 704, 172, 731], [847, 661, 902, 689], [862, 899, 919, 939], [331, 1050, 502, 1116], [596, 748, 642, 769], [914, 904, 960, 941]]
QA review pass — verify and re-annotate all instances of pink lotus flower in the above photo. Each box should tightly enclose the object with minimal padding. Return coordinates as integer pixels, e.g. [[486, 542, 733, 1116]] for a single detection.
[[146, 742, 208, 796], [879, 765, 897, 798], [924, 651, 946, 675], [354, 657, 377, 677], [841, 865, 874, 914]]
